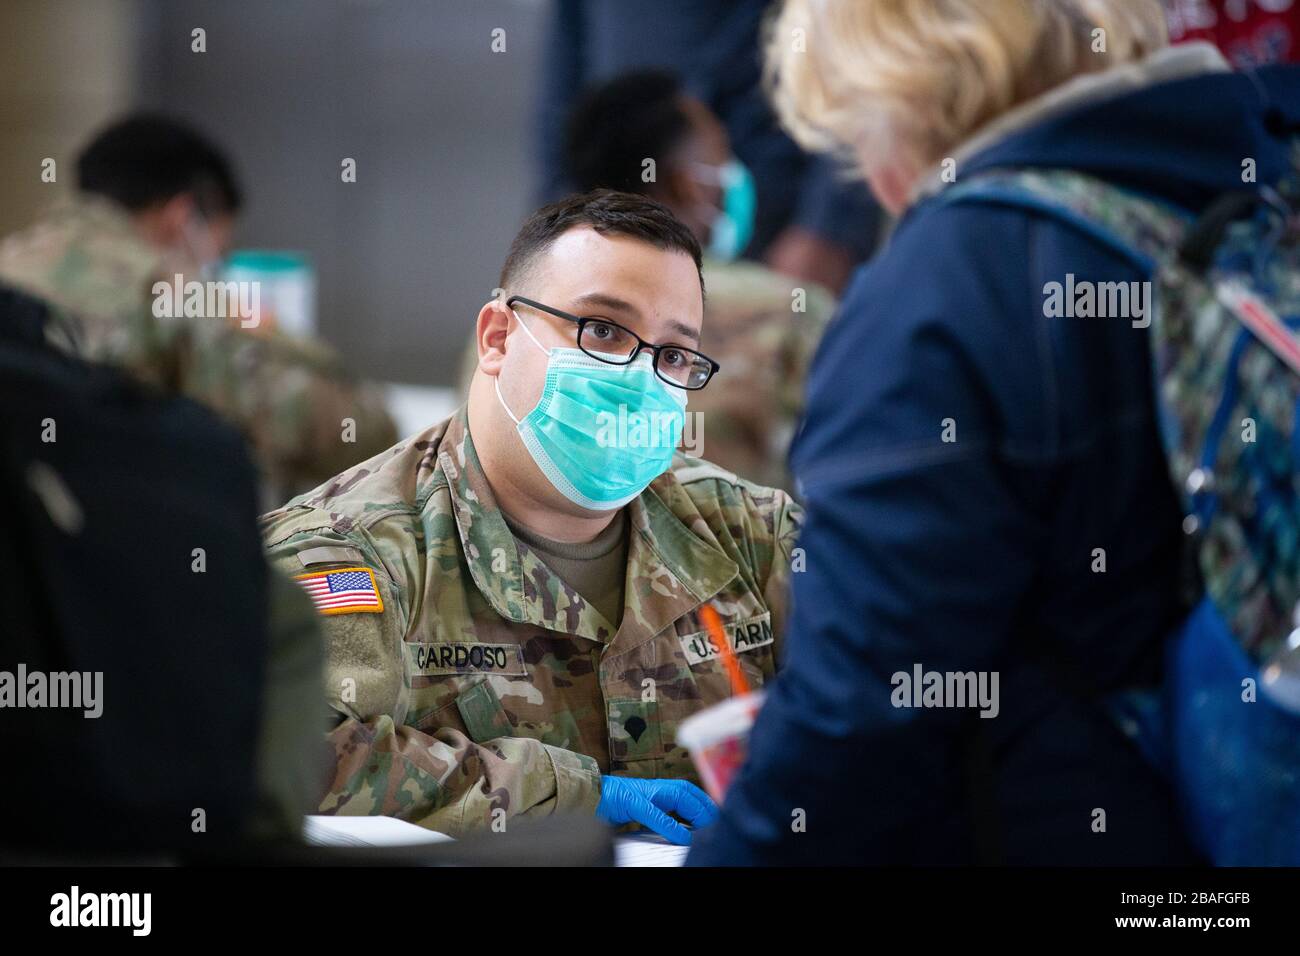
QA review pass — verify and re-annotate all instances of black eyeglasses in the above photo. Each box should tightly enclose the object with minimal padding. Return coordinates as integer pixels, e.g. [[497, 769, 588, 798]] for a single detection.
[[506, 295, 719, 390]]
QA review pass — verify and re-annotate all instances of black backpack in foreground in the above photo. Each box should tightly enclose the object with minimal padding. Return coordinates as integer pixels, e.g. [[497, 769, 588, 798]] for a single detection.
[[0, 285, 269, 856]]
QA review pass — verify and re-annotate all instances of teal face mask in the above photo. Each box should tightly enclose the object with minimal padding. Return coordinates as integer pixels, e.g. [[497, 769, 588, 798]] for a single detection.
[[694, 159, 756, 261], [495, 310, 688, 511]]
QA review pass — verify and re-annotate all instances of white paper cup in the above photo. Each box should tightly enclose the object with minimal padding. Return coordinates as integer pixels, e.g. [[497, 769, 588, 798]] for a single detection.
[[676, 690, 765, 802]]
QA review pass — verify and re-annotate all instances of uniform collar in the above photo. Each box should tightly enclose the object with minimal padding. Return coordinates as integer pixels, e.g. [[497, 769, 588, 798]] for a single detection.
[[438, 406, 738, 649], [0, 195, 159, 330]]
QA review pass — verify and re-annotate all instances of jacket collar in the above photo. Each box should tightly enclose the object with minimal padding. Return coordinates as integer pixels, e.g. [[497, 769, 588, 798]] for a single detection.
[[909, 42, 1231, 207], [0, 195, 159, 329], [437, 406, 738, 649]]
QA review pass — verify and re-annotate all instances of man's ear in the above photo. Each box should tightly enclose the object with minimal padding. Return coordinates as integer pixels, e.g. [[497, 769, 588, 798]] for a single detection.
[[133, 193, 194, 248], [661, 167, 712, 242], [663, 165, 706, 211], [476, 299, 511, 375], [155, 193, 197, 244]]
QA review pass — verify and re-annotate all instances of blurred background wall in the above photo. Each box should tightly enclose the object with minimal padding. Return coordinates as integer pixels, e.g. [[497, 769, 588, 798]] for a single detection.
[[0, 0, 547, 387], [1, 1, 142, 230]]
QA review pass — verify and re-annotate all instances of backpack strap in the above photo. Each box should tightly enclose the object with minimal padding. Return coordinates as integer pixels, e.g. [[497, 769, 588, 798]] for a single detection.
[[939, 171, 1300, 372], [936, 168, 1193, 272]]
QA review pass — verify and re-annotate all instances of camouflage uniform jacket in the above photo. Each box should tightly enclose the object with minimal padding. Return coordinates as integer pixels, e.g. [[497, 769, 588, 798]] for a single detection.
[[0, 197, 398, 505], [259, 405, 802, 835]]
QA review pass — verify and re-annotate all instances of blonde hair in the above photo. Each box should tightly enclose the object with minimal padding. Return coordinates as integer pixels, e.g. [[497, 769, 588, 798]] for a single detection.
[[765, 0, 1168, 176]]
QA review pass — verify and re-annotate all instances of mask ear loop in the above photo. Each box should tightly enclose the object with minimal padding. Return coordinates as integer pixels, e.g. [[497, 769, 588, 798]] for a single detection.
[[512, 307, 552, 356], [494, 375, 522, 425], [493, 307, 551, 425]]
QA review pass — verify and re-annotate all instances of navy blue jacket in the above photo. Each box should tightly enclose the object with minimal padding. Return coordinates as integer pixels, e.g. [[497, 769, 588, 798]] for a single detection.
[[536, 0, 880, 259], [689, 64, 1300, 866]]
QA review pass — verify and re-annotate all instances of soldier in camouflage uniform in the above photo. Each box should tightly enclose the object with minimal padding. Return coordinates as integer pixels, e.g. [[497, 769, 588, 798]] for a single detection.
[[263, 191, 802, 840], [0, 115, 397, 509]]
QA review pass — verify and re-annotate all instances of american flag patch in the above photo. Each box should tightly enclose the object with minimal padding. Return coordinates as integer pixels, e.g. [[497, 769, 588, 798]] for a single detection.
[[294, 566, 384, 615]]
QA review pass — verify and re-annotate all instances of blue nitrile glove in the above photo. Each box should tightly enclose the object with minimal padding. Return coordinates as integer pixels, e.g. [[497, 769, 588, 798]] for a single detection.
[[595, 776, 719, 846]]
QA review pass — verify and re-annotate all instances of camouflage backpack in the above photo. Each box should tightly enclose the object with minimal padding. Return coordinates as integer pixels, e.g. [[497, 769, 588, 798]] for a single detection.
[[942, 154, 1300, 864]]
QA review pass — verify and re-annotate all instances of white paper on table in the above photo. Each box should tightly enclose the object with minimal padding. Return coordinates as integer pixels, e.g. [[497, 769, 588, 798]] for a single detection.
[[303, 815, 455, 848], [615, 832, 689, 867]]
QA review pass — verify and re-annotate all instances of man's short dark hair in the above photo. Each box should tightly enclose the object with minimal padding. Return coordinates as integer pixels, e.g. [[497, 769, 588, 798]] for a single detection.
[[564, 70, 691, 194], [499, 189, 704, 296], [76, 114, 242, 217]]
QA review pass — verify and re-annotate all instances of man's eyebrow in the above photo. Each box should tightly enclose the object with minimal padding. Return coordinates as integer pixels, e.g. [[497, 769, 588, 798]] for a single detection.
[[666, 320, 701, 343], [570, 292, 701, 343], [570, 292, 639, 316]]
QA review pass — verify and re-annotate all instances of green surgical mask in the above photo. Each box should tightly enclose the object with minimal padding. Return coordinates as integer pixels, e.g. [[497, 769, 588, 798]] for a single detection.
[[495, 310, 688, 511]]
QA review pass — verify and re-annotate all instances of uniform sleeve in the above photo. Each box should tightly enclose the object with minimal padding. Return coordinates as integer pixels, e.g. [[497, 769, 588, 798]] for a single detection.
[[263, 524, 602, 836], [288, 372, 399, 486], [164, 320, 400, 500], [246, 568, 329, 842]]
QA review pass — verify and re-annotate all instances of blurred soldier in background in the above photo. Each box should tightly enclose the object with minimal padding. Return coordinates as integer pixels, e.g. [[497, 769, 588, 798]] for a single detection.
[[0, 114, 398, 508], [537, 0, 882, 295]]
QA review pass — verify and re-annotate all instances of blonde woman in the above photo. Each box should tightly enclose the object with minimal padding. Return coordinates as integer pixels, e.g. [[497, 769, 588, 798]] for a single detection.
[[689, 0, 1300, 864]]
